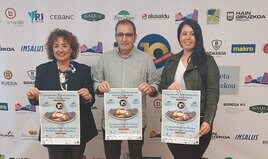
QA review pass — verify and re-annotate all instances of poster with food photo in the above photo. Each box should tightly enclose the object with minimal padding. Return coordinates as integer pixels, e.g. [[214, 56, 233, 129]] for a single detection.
[[39, 91, 80, 145], [104, 88, 142, 140], [161, 90, 200, 145]]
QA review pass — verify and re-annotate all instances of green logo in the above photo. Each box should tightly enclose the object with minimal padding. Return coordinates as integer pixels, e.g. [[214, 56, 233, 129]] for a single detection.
[[207, 9, 220, 24], [114, 10, 135, 20], [249, 105, 268, 113], [81, 12, 105, 22]]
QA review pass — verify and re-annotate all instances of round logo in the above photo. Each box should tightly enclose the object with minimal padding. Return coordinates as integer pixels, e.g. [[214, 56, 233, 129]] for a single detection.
[[153, 98, 162, 109], [138, 34, 172, 69], [4, 70, 12, 80], [262, 43, 268, 54], [5, 8, 16, 19], [177, 102, 185, 109], [56, 102, 64, 110], [119, 99, 127, 107]]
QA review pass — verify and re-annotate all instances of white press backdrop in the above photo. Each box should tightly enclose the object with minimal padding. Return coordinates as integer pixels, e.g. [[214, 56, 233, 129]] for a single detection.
[[0, 0, 268, 159]]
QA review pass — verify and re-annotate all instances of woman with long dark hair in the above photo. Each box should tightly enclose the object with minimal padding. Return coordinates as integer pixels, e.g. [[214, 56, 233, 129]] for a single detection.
[[159, 19, 220, 159]]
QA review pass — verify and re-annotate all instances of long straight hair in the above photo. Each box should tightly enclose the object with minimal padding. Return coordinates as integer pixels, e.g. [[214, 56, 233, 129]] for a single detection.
[[177, 19, 208, 86]]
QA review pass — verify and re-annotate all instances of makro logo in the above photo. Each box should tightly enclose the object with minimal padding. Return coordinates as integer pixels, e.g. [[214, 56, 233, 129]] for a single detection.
[[0, 103, 8, 111], [138, 34, 173, 73], [28, 10, 44, 23], [114, 10, 135, 21], [81, 12, 105, 22], [207, 9, 220, 24], [50, 14, 75, 20], [249, 105, 268, 113], [231, 44, 255, 53], [235, 134, 258, 140], [21, 45, 44, 52]]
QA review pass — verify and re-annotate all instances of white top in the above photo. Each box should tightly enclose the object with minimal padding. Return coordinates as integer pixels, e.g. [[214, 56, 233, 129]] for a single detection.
[[174, 59, 186, 89]]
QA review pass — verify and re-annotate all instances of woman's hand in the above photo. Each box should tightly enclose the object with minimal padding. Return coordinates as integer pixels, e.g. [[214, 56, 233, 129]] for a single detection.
[[26, 87, 40, 100], [199, 122, 211, 137], [78, 88, 92, 102], [167, 82, 181, 91]]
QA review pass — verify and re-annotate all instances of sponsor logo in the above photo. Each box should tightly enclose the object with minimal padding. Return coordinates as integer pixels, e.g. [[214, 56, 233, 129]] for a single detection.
[[262, 42, 268, 54], [28, 10, 44, 23], [5, 8, 16, 19], [245, 72, 268, 86], [114, 10, 135, 21], [207, 9, 220, 24], [235, 134, 258, 140], [219, 66, 240, 94], [206, 39, 226, 56], [20, 129, 39, 140], [9, 157, 30, 159], [0, 154, 4, 159], [263, 140, 268, 145], [1, 70, 18, 86], [212, 132, 231, 140], [81, 12, 105, 22], [0, 45, 15, 52], [227, 11, 266, 21], [80, 42, 103, 54], [231, 44, 255, 53], [142, 13, 169, 20], [3, 70, 12, 80], [4, 8, 24, 26], [0, 103, 8, 111], [175, 9, 198, 22], [21, 45, 44, 52], [249, 105, 268, 113], [50, 14, 75, 20], [223, 102, 246, 114], [0, 130, 14, 138], [138, 34, 173, 74], [15, 103, 36, 112], [23, 70, 35, 86]]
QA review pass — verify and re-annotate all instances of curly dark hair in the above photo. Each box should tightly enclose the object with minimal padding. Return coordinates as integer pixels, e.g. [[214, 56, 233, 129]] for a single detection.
[[45, 28, 80, 60]]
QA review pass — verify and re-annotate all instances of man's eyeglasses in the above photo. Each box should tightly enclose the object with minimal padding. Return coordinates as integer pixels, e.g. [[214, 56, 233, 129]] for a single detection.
[[116, 32, 134, 38]]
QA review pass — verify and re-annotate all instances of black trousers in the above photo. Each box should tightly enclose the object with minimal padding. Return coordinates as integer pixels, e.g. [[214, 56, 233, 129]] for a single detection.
[[46, 141, 86, 159], [167, 127, 212, 159], [102, 127, 146, 159]]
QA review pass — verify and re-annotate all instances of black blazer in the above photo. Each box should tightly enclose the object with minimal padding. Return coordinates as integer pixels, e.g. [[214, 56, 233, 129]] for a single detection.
[[31, 60, 98, 143]]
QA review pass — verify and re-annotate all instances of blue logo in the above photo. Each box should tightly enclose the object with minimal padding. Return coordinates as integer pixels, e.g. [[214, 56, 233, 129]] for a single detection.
[[138, 34, 173, 72], [231, 44, 255, 53]]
